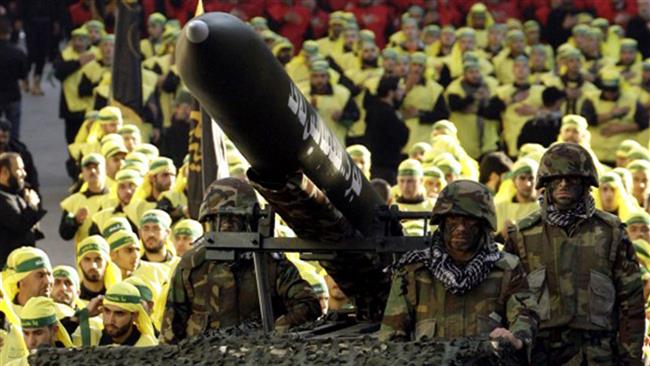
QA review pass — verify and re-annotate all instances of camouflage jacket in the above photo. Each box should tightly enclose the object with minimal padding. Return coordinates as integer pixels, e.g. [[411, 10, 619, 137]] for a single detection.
[[379, 252, 538, 346], [505, 209, 645, 362], [160, 242, 322, 344]]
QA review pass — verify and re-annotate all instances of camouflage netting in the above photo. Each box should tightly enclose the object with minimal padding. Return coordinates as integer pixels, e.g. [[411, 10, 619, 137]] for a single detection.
[[30, 322, 520, 366]]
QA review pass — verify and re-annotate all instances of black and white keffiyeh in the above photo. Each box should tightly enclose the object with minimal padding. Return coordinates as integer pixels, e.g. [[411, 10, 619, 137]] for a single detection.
[[540, 192, 595, 228], [392, 230, 502, 295]]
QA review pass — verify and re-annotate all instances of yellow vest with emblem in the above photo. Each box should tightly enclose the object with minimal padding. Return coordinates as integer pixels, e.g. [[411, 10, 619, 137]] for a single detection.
[[445, 77, 500, 159], [61, 191, 110, 245], [497, 84, 544, 157], [61, 46, 94, 113], [300, 83, 351, 146], [587, 89, 642, 161], [401, 80, 445, 153]]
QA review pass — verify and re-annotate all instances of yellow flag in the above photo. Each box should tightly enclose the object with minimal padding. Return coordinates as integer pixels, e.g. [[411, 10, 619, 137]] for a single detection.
[[195, 0, 204, 17]]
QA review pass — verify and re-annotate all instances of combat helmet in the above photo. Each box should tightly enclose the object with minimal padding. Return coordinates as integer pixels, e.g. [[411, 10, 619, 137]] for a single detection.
[[430, 180, 497, 231], [536, 142, 598, 189], [198, 177, 258, 222]]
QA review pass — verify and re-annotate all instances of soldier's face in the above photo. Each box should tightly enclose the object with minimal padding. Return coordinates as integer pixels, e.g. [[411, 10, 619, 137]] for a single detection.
[[599, 184, 617, 212], [117, 182, 137, 206], [560, 126, 581, 144], [628, 223, 650, 242], [140, 223, 169, 253], [111, 244, 140, 274], [23, 326, 56, 351], [398, 176, 422, 200], [18, 268, 53, 300], [52, 277, 77, 307], [103, 305, 136, 339], [122, 134, 140, 152], [443, 215, 481, 260], [218, 215, 246, 232], [80, 252, 107, 283], [548, 176, 584, 209], [424, 178, 442, 197], [514, 173, 536, 200], [632, 170, 649, 202], [173, 234, 193, 257]]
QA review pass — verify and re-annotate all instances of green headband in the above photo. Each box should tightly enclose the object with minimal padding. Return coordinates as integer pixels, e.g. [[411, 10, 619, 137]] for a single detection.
[[174, 228, 195, 237], [110, 235, 136, 251], [510, 166, 533, 178], [22, 314, 57, 329], [77, 243, 108, 258], [16, 257, 49, 273], [133, 285, 153, 302], [627, 215, 650, 226], [105, 293, 141, 304], [398, 169, 423, 177]]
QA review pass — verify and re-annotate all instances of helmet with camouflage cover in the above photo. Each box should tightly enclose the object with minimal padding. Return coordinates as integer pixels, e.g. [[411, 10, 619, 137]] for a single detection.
[[536, 142, 598, 189], [198, 177, 258, 222], [430, 180, 496, 231]]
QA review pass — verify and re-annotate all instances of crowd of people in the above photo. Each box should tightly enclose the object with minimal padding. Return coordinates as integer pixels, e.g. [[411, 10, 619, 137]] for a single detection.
[[0, 0, 650, 364]]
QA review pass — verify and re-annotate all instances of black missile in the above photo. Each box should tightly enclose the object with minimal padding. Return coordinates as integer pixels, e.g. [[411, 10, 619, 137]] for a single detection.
[[176, 12, 387, 237]]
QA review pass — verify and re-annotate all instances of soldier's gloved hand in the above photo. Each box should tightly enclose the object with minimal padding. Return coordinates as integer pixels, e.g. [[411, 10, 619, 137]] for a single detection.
[[489, 327, 523, 350], [274, 315, 290, 333]]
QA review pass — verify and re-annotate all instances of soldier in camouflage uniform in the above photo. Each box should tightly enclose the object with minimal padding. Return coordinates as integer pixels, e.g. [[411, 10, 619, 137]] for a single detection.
[[380, 180, 539, 360], [160, 178, 321, 344], [505, 142, 645, 365]]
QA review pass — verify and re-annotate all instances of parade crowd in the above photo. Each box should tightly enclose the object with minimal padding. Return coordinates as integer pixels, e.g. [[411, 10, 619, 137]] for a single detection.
[[1, 0, 650, 364]]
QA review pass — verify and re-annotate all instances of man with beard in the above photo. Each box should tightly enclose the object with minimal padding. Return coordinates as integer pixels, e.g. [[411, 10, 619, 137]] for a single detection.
[[59, 153, 109, 245], [94, 281, 158, 346], [90, 168, 142, 235], [51, 265, 83, 313], [495, 158, 540, 235], [76, 235, 121, 302], [446, 60, 499, 159], [303, 60, 359, 146], [505, 143, 645, 364], [138, 209, 175, 265], [365, 76, 409, 185], [379, 180, 538, 364], [0, 152, 45, 265], [0, 119, 38, 192], [161, 178, 321, 343], [627, 160, 650, 208], [125, 157, 175, 225]]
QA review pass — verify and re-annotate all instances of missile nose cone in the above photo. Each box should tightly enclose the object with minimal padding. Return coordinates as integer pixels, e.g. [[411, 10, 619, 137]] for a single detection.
[[186, 19, 209, 44]]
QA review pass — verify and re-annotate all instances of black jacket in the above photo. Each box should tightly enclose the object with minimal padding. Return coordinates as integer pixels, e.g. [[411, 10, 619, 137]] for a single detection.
[[0, 185, 46, 267], [0, 40, 28, 104], [365, 99, 409, 170]]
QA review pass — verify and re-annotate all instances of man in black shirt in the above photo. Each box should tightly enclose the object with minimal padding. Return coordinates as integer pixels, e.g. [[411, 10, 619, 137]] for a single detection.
[[365, 76, 409, 185], [0, 16, 27, 140], [0, 152, 45, 265], [627, 0, 650, 58]]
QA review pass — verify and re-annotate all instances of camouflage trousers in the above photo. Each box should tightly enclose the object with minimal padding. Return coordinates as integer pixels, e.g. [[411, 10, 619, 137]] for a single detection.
[[531, 328, 617, 365]]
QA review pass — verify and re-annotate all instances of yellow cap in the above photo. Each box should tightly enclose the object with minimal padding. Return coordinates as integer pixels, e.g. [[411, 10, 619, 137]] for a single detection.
[[98, 106, 123, 125], [173, 219, 203, 241]]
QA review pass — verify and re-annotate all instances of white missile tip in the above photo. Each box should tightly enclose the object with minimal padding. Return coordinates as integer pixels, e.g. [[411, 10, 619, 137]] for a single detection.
[[186, 20, 209, 44]]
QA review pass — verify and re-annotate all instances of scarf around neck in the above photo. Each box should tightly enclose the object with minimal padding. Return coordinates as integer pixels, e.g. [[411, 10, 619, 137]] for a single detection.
[[392, 229, 502, 295]]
